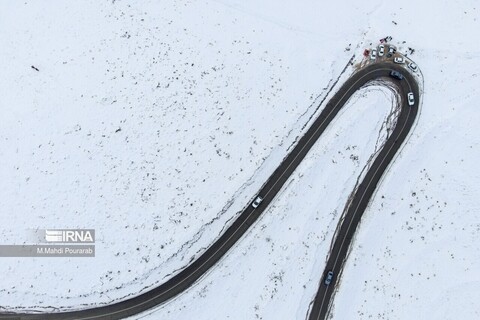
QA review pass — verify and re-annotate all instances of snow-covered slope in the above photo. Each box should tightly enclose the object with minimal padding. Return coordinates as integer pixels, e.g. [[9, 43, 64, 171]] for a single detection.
[[0, 0, 358, 310], [128, 86, 399, 320], [1, 0, 479, 319]]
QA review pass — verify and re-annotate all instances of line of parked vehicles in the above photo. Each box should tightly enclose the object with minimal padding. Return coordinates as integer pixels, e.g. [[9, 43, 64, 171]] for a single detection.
[[370, 44, 417, 72], [370, 44, 417, 107]]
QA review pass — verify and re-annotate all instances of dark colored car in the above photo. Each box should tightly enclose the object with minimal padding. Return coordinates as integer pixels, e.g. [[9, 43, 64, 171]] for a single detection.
[[390, 70, 404, 80], [324, 270, 334, 286]]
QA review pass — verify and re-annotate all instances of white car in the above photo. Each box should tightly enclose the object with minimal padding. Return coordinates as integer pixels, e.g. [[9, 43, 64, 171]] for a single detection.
[[387, 45, 396, 57], [408, 62, 418, 72], [252, 196, 264, 208], [394, 56, 405, 64], [407, 92, 415, 106], [370, 49, 377, 60], [378, 44, 385, 57]]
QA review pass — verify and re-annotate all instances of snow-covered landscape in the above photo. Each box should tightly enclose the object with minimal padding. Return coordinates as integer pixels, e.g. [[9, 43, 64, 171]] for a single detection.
[[1, 0, 479, 319]]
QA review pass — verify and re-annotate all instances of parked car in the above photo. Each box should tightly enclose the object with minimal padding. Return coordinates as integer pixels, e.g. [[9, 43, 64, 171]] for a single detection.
[[370, 49, 377, 60], [390, 70, 404, 80], [394, 56, 405, 64], [387, 45, 396, 57], [324, 270, 334, 286], [378, 44, 385, 57], [407, 92, 415, 106], [252, 196, 264, 208], [408, 62, 418, 72]]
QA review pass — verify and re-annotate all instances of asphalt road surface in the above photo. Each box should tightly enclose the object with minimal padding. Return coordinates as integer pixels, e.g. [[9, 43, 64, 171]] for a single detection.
[[0, 61, 419, 320], [307, 62, 419, 320]]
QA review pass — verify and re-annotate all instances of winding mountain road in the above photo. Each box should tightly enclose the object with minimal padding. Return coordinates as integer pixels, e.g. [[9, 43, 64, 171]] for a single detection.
[[0, 60, 419, 320], [307, 62, 419, 320]]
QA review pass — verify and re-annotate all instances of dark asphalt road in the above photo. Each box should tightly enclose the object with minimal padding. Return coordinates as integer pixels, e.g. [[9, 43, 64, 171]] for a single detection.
[[0, 61, 419, 320], [307, 63, 419, 320]]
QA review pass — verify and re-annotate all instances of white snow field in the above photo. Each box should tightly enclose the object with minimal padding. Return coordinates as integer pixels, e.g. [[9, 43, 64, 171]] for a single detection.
[[0, 0, 362, 311], [129, 86, 399, 320], [1, 0, 479, 320]]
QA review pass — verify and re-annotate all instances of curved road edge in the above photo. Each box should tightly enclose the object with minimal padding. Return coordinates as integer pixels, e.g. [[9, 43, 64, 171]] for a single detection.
[[307, 63, 420, 320], [0, 61, 420, 320]]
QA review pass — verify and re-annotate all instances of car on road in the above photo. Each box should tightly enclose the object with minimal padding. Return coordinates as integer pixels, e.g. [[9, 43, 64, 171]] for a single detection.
[[408, 62, 418, 72], [407, 92, 415, 106], [387, 45, 396, 57], [378, 44, 385, 57], [394, 56, 405, 64], [370, 49, 377, 60], [389, 70, 404, 80], [252, 196, 264, 208], [324, 270, 334, 286]]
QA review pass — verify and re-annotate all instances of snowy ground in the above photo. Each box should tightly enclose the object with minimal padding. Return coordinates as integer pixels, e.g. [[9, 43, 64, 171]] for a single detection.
[[1, 0, 479, 319], [0, 0, 360, 310], [328, 2, 480, 320], [128, 86, 398, 320]]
